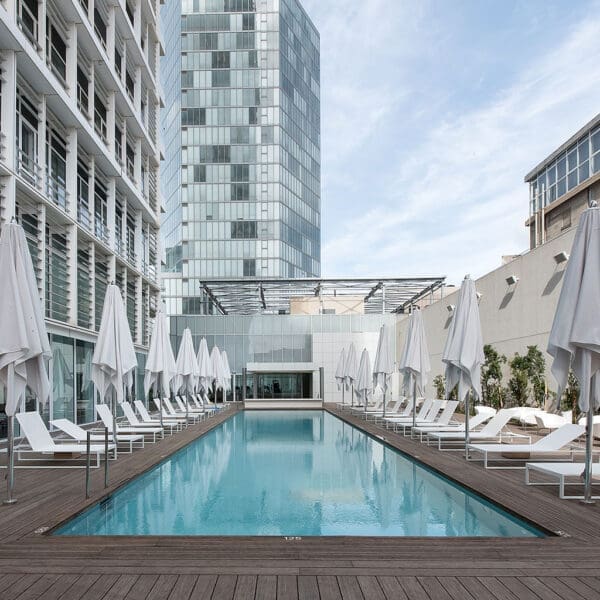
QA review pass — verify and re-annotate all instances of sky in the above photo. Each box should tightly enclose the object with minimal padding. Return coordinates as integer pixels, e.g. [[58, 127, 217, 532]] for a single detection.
[[300, 0, 600, 285]]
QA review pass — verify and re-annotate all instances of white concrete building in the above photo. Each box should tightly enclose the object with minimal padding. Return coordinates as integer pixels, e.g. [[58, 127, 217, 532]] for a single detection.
[[0, 0, 163, 428]]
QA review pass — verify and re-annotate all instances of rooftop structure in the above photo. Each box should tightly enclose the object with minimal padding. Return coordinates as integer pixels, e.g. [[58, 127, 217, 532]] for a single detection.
[[188, 276, 446, 315], [526, 112, 600, 248]]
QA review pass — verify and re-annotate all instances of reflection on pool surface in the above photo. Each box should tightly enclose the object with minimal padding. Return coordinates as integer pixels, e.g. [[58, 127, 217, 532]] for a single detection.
[[55, 410, 543, 537]]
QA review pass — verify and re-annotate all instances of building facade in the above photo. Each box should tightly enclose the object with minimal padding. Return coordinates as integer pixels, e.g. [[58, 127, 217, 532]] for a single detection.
[[0, 0, 163, 431], [526, 113, 600, 249], [161, 0, 321, 317]]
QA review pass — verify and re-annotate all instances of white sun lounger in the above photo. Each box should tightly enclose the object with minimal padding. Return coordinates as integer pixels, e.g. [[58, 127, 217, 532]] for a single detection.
[[135, 401, 184, 430], [467, 423, 585, 469], [406, 401, 459, 438], [162, 397, 199, 423], [151, 398, 189, 424], [194, 393, 220, 413], [392, 400, 447, 435], [95, 404, 149, 449], [413, 409, 496, 442], [174, 396, 205, 420], [383, 398, 434, 429], [426, 409, 530, 451], [15, 412, 116, 468], [50, 418, 143, 453], [120, 403, 165, 442], [525, 461, 600, 499]]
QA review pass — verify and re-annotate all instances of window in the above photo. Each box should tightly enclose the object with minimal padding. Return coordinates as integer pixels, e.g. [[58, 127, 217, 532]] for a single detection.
[[46, 123, 67, 210], [231, 183, 250, 201], [212, 51, 230, 69], [224, 0, 255, 11], [248, 107, 257, 125], [181, 70, 194, 88], [182, 108, 206, 126], [231, 127, 249, 144], [17, 0, 39, 44], [193, 165, 206, 182], [231, 164, 249, 181], [242, 14, 255, 31], [77, 158, 91, 230], [46, 21, 67, 83], [197, 145, 230, 163], [261, 126, 274, 144], [248, 50, 258, 68], [243, 259, 256, 277], [94, 7, 107, 47], [115, 124, 123, 162], [125, 70, 135, 101], [94, 94, 107, 142], [16, 89, 39, 184], [77, 66, 89, 115], [212, 70, 230, 88], [231, 221, 257, 239]]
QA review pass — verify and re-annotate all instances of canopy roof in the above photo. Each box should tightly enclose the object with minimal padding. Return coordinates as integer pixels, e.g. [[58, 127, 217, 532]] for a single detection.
[[198, 277, 446, 316]]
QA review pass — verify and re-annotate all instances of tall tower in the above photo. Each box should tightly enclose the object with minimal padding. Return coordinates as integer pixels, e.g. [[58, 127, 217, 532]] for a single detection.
[[161, 0, 321, 316]]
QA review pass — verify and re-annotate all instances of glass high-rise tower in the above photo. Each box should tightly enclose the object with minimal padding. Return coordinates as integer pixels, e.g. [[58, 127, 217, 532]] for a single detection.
[[161, 0, 321, 316]]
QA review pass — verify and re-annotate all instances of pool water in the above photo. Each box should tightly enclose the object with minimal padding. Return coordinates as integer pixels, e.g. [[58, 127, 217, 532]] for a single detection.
[[55, 411, 543, 537]]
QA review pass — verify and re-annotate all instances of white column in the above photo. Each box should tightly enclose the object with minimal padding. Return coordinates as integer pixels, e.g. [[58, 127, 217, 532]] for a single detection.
[[38, 95, 47, 193], [89, 155, 96, 233], [37, 203, 46, 302], [133, 0, 142, 44], [134, 210, 143, 270], [134, 66, 142, 117], [1, 51, 17, 222], [107, 4, 116, 61], [88, 63, 95, 124], [38, 0, 47, 60], [134, 137, 142, 190], [107, 177, 116, 248], [89, 241, 96, 327], [67, 223, 78, 324], [66, 128, 78, 218], [107, 91, 116, 157], [135, 274, 143, 345], [66, 22, 78, 99]]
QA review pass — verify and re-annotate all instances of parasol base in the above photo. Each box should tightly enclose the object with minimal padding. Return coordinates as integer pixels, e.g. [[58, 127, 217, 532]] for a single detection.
[[3, 498, 17, 505], [580, 499, 596, 505]]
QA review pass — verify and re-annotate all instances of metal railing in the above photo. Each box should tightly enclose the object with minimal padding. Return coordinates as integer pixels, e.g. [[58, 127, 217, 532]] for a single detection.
[[77, 203, 92, 231], [15, 147, 42, 188], [94, 220, 110, 244], [46, 172, 69, 212]]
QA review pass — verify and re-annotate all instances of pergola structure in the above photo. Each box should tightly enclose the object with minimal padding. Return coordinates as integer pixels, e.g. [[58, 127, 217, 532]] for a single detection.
[[198, 277, 446, 315]]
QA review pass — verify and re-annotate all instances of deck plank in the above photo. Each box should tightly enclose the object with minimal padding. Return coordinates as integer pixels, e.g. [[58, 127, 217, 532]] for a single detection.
[[376, 576, 408, 600], [189, 575, 218, 600], [211, 575, 237, 600], [557, 577, 600, 600], [122, 575, 159, 600], [254, 575, 277, 600], [336, 577, 364, 600], [317, 575, 342, 600], [356, 576, 385, 600], [277, 575, 298, 600], [232, 575, 256, 600], [297, 575, 319, 600], [168, 575, 199, 600]]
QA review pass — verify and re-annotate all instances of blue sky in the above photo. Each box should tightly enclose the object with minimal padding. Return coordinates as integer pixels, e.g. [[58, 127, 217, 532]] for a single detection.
[[301, 0, 600, 284]]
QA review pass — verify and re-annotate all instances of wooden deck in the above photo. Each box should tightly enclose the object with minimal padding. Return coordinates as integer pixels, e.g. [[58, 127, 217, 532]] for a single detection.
[[0, 403, 599, 599]]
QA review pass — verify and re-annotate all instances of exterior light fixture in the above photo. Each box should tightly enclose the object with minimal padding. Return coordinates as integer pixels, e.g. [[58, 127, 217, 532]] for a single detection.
[[446, 304, 455, 312], [505, 275, 519, 286], [553, 251, 569, 264], [476, 292, 483, 302]]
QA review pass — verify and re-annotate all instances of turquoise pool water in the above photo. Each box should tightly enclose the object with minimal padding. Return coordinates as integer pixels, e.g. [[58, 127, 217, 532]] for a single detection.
[[55, 411, 543, 537]]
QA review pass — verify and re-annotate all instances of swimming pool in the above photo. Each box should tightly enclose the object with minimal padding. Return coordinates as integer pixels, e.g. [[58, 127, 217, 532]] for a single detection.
[[55, 410, 544, 537]]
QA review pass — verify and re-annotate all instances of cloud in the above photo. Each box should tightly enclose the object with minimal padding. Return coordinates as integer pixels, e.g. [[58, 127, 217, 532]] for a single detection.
[[321, 5, 600, 285]]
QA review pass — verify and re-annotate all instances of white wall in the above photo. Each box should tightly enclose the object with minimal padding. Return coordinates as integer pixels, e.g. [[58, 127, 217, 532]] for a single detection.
[[396, 227, 576, 393]]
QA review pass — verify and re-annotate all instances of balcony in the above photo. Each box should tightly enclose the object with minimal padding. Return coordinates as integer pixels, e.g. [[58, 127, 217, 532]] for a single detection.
[[94, 220, 109, 244], [15, 146, 42, 188], [77, 203, 92, 231], [46, 171, 69, 213]]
